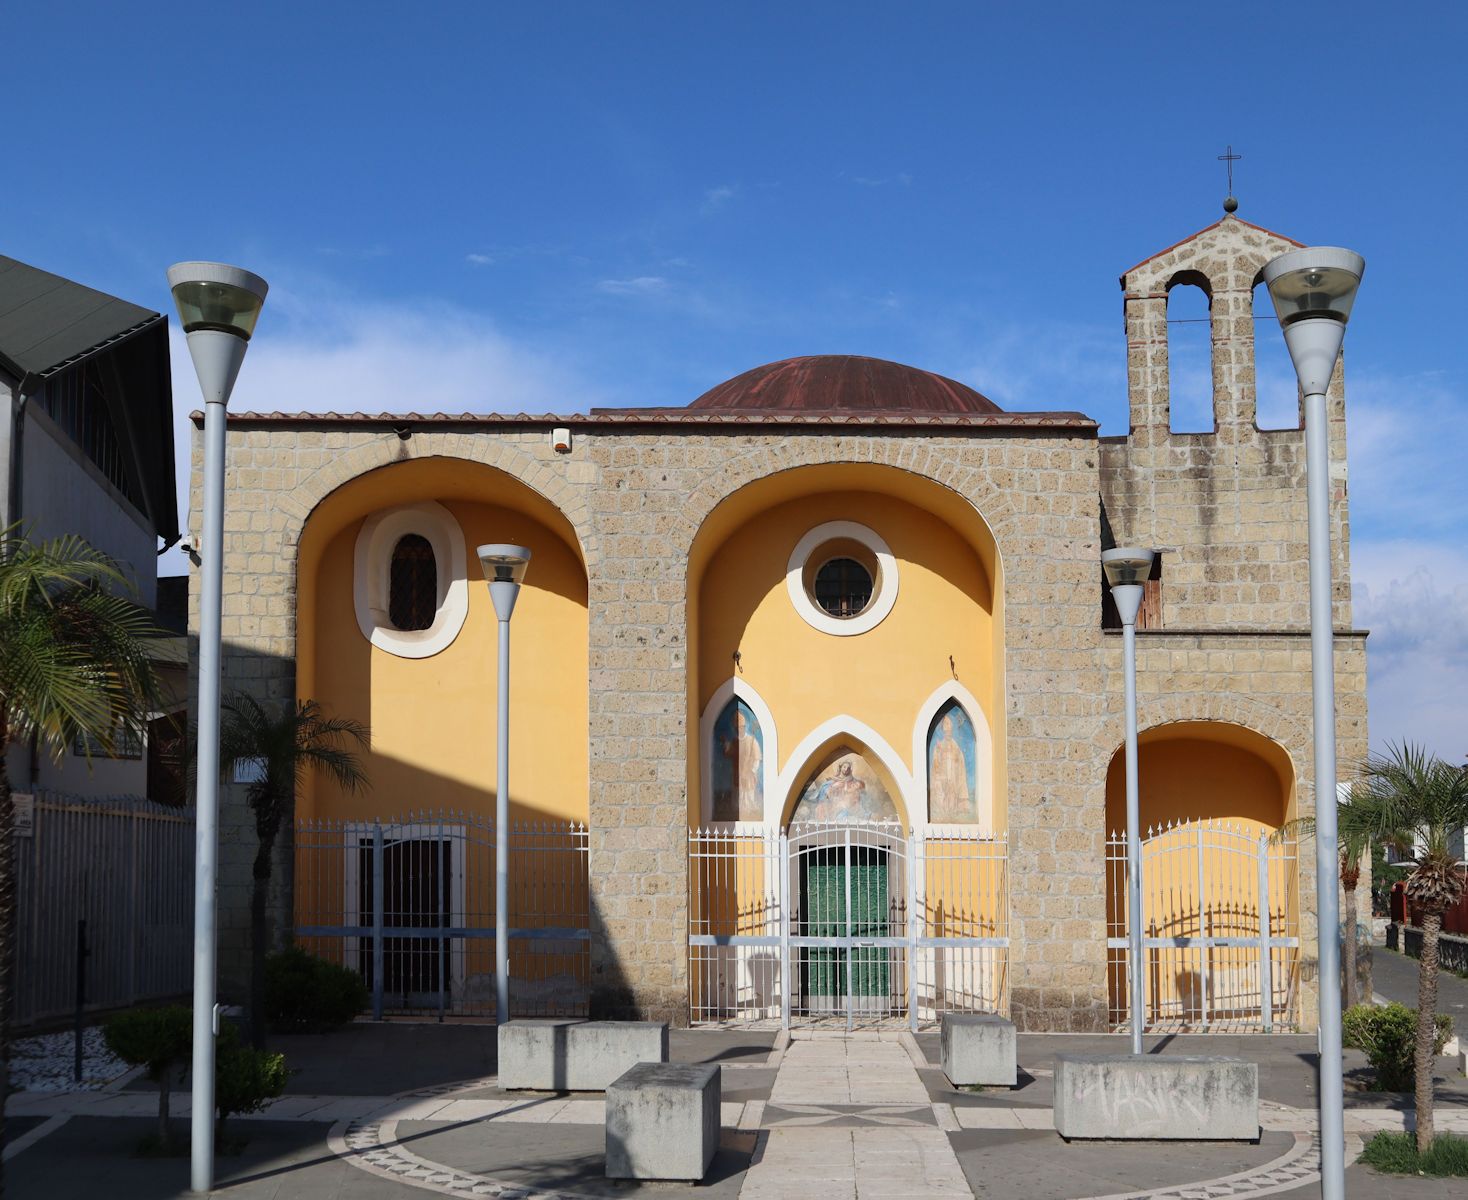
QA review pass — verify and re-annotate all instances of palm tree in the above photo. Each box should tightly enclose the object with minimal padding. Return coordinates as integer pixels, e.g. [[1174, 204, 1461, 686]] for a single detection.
[[218, 695, 368, 1048], [1275, 785, 1390, 1009], [0, 531, 160, 1183], [1356, 742, 1468, 1153]]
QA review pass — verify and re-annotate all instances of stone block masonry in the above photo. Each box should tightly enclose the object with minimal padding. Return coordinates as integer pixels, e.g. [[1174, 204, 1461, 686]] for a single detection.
[[940, 1012, 1017, 1087], [1053, 1053, 1259, 1141], [604, 1061, 720, 1181], [192, 218, 1359, 1046], [497, 1019, 668, 1091]]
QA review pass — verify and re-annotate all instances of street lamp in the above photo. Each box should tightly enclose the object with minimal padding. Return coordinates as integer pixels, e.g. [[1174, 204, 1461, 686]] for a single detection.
[[1263, 245, 1364, 1200], [1103, 546, 1155, 1057], [168, 261, 268, 1195], [478, 543, 532, 1027]]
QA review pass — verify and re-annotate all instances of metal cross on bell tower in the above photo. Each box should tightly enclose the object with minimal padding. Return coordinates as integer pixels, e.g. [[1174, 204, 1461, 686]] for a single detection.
[[1219, 145, 1242, 213]]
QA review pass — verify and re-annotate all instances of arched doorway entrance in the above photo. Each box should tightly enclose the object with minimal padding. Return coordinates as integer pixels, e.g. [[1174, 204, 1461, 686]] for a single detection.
[[1104, 721, 1300, 1031], [785, 743, 907, 1025]]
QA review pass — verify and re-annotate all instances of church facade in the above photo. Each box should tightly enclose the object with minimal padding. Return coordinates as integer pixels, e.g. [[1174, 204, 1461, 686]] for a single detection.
[[195, 214, 1368, 1031]]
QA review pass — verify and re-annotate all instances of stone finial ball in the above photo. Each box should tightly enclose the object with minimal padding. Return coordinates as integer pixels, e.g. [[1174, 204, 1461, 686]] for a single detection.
[[1223, 195, 1239, 213]]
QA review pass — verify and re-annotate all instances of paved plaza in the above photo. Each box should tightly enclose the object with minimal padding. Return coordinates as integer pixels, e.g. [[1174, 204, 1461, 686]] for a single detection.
[[8, 959, 1468, 1200]]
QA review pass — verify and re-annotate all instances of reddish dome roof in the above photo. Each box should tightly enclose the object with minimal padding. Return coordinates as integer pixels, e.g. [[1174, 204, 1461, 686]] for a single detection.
[[689, 355, 1001, 414]]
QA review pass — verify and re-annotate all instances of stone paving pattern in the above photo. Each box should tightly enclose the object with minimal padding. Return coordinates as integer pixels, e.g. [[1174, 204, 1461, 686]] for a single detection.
[[9, 1025, 1468, 1198]]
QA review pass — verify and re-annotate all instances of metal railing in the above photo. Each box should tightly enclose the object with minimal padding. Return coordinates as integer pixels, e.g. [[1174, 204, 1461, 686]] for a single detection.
[[688, 822, 1008, 1028], [1106, 818, 1301, 1032], [13, 790, 195, 1028], [294, 811, 589, 1019]]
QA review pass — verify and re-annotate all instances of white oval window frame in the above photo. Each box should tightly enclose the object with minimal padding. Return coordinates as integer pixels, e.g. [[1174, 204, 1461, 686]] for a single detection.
[[353, 501, 469, 659], [786, 520, 898, 637]]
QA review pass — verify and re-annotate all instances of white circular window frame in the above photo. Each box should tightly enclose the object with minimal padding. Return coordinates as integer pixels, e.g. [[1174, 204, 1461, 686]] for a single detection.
[[354, 501, 469, 659], [786, 520, 898, 637]]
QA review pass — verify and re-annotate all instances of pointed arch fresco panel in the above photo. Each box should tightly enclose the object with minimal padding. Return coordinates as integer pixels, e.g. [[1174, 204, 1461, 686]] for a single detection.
[[927, 700, 979, 824], [789, 747, 900, 824], [711, 697, 765, 822]]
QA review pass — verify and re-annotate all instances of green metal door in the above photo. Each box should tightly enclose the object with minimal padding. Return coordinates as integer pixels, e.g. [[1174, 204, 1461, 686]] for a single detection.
[[803, 850, 889, 999]]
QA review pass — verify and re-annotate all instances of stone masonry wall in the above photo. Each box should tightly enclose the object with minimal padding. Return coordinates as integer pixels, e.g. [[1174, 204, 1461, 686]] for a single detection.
[[190, 398, 1352, 1030]]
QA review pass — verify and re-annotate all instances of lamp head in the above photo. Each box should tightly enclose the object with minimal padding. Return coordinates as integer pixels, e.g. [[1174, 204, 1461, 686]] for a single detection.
[[1103, 547, 1155, 629], [1262, 247, 1364, 328], [167, 261, 268, 340], [477, 544, 532, 586], [167, 261, 268, 406], [1262, 247, 1364, 397], [478, 544, 532, 622], [1101, 547, 1155, 590]]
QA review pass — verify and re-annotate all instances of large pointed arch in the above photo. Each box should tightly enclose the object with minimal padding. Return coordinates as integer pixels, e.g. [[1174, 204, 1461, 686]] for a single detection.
[[698, 677, 779, 826], [912, 680, 993, 834], [775, 715, 916, 830]]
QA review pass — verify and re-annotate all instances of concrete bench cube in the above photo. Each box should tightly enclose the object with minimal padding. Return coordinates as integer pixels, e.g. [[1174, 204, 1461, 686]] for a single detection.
[[498, 1019, 668, 1091], [606, 1062, 721, 1182], [940, 1012, 1017, 1087], [1054, 1054, 1258, 1141]]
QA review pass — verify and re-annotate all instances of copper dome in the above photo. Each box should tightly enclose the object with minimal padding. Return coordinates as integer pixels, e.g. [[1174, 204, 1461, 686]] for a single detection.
[[688, 355, 1001, 414]]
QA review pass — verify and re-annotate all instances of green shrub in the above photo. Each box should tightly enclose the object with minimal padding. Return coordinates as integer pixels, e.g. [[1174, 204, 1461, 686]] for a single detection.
[[103, 1005, 193, 1149], [1342, 1002, 1453, 1091], [1359, 1131, 1468, 1176], [264, 947, 368, 1031], [214, 1022, 289, 1139]]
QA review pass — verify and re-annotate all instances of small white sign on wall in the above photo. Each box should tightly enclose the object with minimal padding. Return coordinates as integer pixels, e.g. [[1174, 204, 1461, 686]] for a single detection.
[[13, 794, 34, 838], [233, 758, 268, 784]]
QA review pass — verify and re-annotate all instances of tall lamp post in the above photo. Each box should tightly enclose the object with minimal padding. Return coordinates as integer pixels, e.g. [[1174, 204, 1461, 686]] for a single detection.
[[167, 262, 269, 1194], [1262, 246, 1364, 1200], [478, 543, 532, 1026], [1103, 547, 1156, 1056]]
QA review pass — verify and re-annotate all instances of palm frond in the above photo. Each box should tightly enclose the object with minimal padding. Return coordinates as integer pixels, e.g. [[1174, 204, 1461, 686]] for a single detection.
[[219, 694, 371, 819], [0, 534, 161, 759]]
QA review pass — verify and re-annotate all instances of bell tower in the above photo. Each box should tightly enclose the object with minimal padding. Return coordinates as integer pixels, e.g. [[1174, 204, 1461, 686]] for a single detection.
[[1120, 214, 1310, 444], [1103, 211, 1355, 632]]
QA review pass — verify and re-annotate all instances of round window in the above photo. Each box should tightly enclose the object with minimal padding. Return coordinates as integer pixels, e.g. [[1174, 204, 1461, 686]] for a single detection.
[[812, 556, 874, 618], [786, 521, 898, 637]]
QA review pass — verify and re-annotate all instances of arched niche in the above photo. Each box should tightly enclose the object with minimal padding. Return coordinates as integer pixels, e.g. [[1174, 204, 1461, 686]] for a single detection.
[[1102, 720, 1299, 1029], [1103, 720, 1296, 837], [685, 462, 1006, 832], [295, 455, 589, 825]]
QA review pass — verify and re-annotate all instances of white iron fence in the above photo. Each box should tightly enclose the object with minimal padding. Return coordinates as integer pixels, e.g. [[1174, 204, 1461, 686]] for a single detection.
[[1106, 818, 1301, 1032], [689, 822, 1008, 1029], [294, 812, 590, 1019], [13, 791, 195, 1029]]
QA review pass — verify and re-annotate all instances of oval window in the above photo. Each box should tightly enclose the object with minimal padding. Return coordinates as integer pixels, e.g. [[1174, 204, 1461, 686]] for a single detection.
[[388, 534, 437, 631]]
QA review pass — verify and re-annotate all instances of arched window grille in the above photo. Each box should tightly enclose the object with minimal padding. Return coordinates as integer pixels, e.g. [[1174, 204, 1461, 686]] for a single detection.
[[389, 534, 437, 631]]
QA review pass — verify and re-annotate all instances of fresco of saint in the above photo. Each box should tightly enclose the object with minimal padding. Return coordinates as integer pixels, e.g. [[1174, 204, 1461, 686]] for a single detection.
[[790, 750, 899, 824], [711, 698, 763, 821], [928, 703, 978, 823]]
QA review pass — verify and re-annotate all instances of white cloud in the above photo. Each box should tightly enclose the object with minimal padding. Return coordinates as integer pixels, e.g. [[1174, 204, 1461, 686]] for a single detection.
[[1345, 370, 1467, 541], [956, 319, 1124, 419], [162, 292, 604, 576], [465, 253, 494, 266], [595, 276, 669, 296], [700, 184, 735, 215], [1353, 539, 1468, 762]]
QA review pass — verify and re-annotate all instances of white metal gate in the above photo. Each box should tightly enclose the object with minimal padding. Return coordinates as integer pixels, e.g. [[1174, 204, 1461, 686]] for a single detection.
[[1107, 819, 1301, 1032], [689, 821, 1008, 1029]]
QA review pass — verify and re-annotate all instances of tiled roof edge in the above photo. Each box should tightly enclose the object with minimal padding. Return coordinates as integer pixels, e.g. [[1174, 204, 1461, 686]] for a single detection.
[[200, 408, 1097, 431]]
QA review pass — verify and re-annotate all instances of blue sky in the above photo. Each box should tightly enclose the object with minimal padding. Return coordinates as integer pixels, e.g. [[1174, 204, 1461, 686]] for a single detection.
[[8, 3, 1466, 759]]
